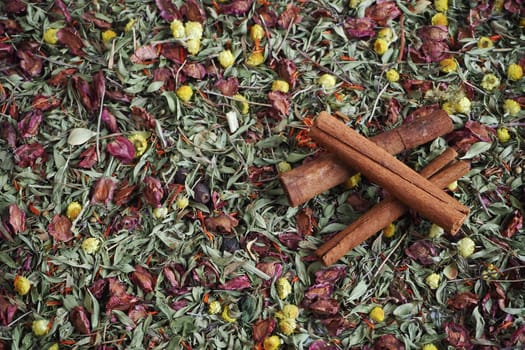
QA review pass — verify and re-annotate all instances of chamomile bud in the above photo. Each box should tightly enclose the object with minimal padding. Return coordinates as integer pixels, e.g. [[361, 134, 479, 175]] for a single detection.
[[82, 237, 101, 255], [271, 80, 290, 93], [14, 275, 31, 296], [101, 29, 117, 43], [385, 69, 400, 82], [454, 97, 471, 114], [153, 207, 168, 219], [246, 51, 265, 66], [32, 319, 50, 336], [128, 132, 148, 157], [44, 28, 59, 45], [208, 300, 221, 314], [425, 273, 440, 290], [344, 172, 361, 189], [428, 224, 444, 239], [278, 318, 296, 335], [176, 196, 189, 210], [369, 306, 385, 322], [276, 277, 292, 299], [218, 50, 235, 68], [373, 38, 389, 55], [176, 85, 193, 102], [250, 24, 265, 41], [170, 20, 185, 39], [263, 335, 281, 350], [503, 99, 521, 116], [422, 344, 438, 350], [66, 201, 82, 220], [318, 74, 336, 89], [507, 63, 523, 81], [497, 127, 511, 143], [457, 237, 475, 258]]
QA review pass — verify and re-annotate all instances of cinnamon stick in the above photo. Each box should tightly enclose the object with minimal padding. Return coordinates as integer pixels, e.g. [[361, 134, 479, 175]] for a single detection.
[[310, 112, 469, 233], [280, 110, 453, 207], [316, 159, 471, 266]]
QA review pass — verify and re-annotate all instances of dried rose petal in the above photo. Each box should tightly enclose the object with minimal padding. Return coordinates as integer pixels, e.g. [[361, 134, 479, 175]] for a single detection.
[[107, 136, 135, 164], [221, 0, 254, 16], [57, 27, 85, 56], [253, 318, 276, 343], [255, 7, 278, 27], [155, 0, 181, 22], [343, 17, 376, 39], [18, 110, 43, 138], [160, 43, 187, 64], [181, 0, 206, 23], [91, 177, 116, 205], [48, 68, 77, 87], [182, 62, 206, 80], [308, 340, 338, 350], [320, 316, 356, 337], [7, 204, 26, 234], [113, 180, 137, 206], [48, 214, 73, 242], [170, 300, 188, 311], [154, 68, 176, 91], [89, 279, 108, 299], [78, 146, 98, 168], [101, 108, 118, 133], [0, 122, 17, 149], [296, 208, 316, 236], [255, 261, 282, 279], [52, 0, 72, 23], [32, 95, 61, 111], [315, 266, 347, 284], [81, 11, 112, 29], [131, 106, 156, 130], [14, 143, 47, 168], [305, 282, 334, 300], [373, 334, 405, 350], [0, 295, 17, 327], [268, 91, 290, 116], [421, 40, 450, 63], [405, 240, 437, 265], [504, 0, 524, 15], [5, 0, 26, 14], [465, 121, 492, 142], [128, 304, 148, 325], [205, 214, 239, 234], [218, 275, 251, 290], [365, 1, 401, 26], [501, 210, 523, 238], [130, 265, 155, 294], [444, 322, 472, 349], [511, 325, 525, 345], [277, 59, 297, 89], [130, 45, 159, 64], [215, 77, 239, 96], [418, 25, 449, 42], [278, 4, 302, 28], [447, 292, 479, 310], [278, 232, 303, 249], [142, 176, 164, 208], [308, 298, 339, 316], [16, 48, 43, 77], [70, 306, 91, 334], [73, 76, 95, 112], [92, 71, 106, 106]]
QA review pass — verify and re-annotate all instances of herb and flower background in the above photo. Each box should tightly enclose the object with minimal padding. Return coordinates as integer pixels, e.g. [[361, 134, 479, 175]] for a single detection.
[[0, 0, 524, 349]]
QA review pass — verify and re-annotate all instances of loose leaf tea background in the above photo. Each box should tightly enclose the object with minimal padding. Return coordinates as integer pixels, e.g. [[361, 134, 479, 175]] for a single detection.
[[0, 0, 524, 349]]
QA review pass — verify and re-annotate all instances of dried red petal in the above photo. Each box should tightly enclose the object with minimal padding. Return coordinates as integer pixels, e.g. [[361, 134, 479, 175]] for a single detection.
[[113, 180, 138, 206], [304, 282, 334, 300], [253, 318, 276, 343], [143, 176, 164, 208], [32, 95, 61, 111], [73, 76, 95, 112], [181, 0, 206, 23], [0, 121, 16, 149], [48, 214, 73, 242], [268, 91, 290, 116], [182, 62, 206, 80], [128, 304, 148, 325], [444, 322, 472, 349], [5, 0, 26, 14], [155, 0, 181, 22], [320, 316, 356, 337], [308, 298, 339, 316], [405, 240, 437, 265], [278, 4, 302, 29], [130, 265, 155, 294], [218, 275, 251, 290], [153, 68, 176, 91], [57, 27, 85, 56], [0, 295, 17, 327], [447, 292, 479, 310], [418, 25, 449, 42], [205, 214, 239, 234], [89, 278, 108, 299], [254, 7, 278, 28], [7, 204, 26, 234], [16, 48, 43, 77], [101, 108, 118, 133], [78, 146, 98, 169], [70, 306, 91, 334], [81, 11, 112, 29], [308, 340, 338, 350], [315, 266, 347, 284], [296, 208, 316, 236], [131, 106, 156, 129], [91, 177, 116, 205], [255, 261, 282, 279], [421, 40, 450, 63], [52, 0, 72, 23], [277, 233, 303, 250], [501, 210, 523, 238], [130, 45, 159, 64], [221, 0, 254, 16], [277, 59, 297, 89], [373, 334, 405, 350], [93, 71, 106, 107], [48, 68, 77, 87], [214, 77, 239, 96], [14, 143, 47, 168], [106, 278, 138, 312], [365, 1, 401, 26], [160, 43, 187, 64], [106, 136, 135, 164], [343, 17, 376, 39], [18, 110, 42, 138]]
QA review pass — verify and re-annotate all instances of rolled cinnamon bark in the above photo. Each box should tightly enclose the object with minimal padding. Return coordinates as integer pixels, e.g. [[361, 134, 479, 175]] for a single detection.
[[316, 159, 471, 266], [280, 110, 453, 207], [310, 112, 469, 234]]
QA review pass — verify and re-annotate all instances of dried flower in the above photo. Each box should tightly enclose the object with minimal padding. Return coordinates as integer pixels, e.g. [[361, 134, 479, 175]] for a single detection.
[[377, 28, 393, 42], [275, 304, 299, 320], [233, 94, 249, 114], [250, 24, 265, 41], [143, 176, 164, 208], [263, 335, 281, 350], [153, 207, 168, 219], [481, 73, 500, 91], [32, 319, 50, 336], [271, 80, 290, 93], [176, 85, 193, 102], [218, 50, 235, 68], [124, 19, 136, 32], [128, 132, 148, 157], [369, 306, 385, 322], [176, 196, 189, 209], [422, 344, 438, 350], [343, 17, 376, 39], [91, 177, 115, 205], [344, 172, 361, 189], [442, 101, 455, 115], [208, 300, 221, 314], [382, 223, 396, 238], [428, 224, 444, 238], [507, 63, 523, 81], [130, 265, 155, 293], [186, 38, 201, 55], [374, 38, 389, 55], [425, 273, 440, 289], [170, 19, 185, 38], [101, 29, 117, 43], [318, 74, 336, 89], [7, 204, 26, 234], [66, 201, 82, 220], [44, 28, 59, 44], [278, 318, 296, 335], [447, 181, 458, 191], [276, 277, 292, 299], [246, 50, 265, 66], [457, 237, 475, 258], [14, 275, 31, 296], [503, 99, 521, 116], [477, 36, 493, 49], [70, 306, 91, 334], [432, 13, 448, 26], [276, 161, 292, 173], [434, 0, 448, 12], [497, 127, 511, 143], [107, 136, 136, 163], [385, 69, 399, 82], [440, 58, 457, 73], [454, 97, 471, 114], [185, 21, 203, 40], [82, 237, 101, 254]]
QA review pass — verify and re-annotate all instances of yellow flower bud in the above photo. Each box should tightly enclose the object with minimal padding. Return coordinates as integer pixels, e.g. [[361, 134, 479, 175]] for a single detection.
[[422, 344, 439, 350], [263, 335, 281, 350], [447, 180, 458, 191], [82, 237, 101, 255], [425, 273, 440, 290], [281, 304, 299, 319], [278, 318, 296, 335], [186, 38, 201, 55], [439, 58, 457, 73], [344, 172, 361, 189], [233, 94, 249, 114], [454, 97, 471, 114], [176, 196, 189, 210], [32, 319, 50, 336], [246, 51, 265, 67], [385, 69, 400, 82], [276, 161, 292, 173], [44, 28, 59, 45], [153, 207, 168, 219], [521, 18, 525, 28], [14, 275, 31, 296], [481, 73, 500, 91], [128, 132, 149, 157], [124, 19, 136, 32], [66, 201, 82, 220], [185, 21, 203, 40], [218, 50, 235, 68], [48, 343, 60, 350], [101, 29, 117, 43], [382, 223, 396, 238], [318, 74, 336, 89], [271, 80, 290, 93], [477, 36, 493, 49], [377, 28, 393, 43], [434, 0, 448, 12], [503, 99, 521, 116], [170, 19, 185, 39], [497, 127, 511, 143], [428, 224, 444, 238], [369, 306, 385, 322], [481, 263, 498, 280], [208, 300, 222, 314], [442, 101, 456, 115], [276, 277, 292, 299], [374, 38, 389, 55], [457, 237, 475, 258], [250, 24, 265, 41], [432, 13, 448, 26], [507, 63, 523, 81], [177, 85, 193, 102]]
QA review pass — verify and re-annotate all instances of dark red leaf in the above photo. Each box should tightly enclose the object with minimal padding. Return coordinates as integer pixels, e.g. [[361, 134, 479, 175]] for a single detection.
[[343, 17, 376, 39], [88, 278, 108, 299], [218, 275, 251, 290], [78, 146, 98, 169], [7, 204, 26, 234], [130, 45, 159, 64], [365, 1, 401, 26], [17, 110, 42, 138], [130, 265, 155, 294], [57, 27, 85, 56], [221, 0, 254, 16], [205, 214, 239, 234], [278, 4, 302, 28], [14, 143, 47, 168], [214, 77, 239, 96], [106, 136, 135, 164], [143, 176, 164, 208], [253, 318, 276, 343], [155, 0, 181, 22], [70, 306, 91, 334], [181, 0, 206, 23], [81, 11, 112, 29], [91, 177, 116, 205], [182, 62, 206, 80], [48, 214, 73, 242]]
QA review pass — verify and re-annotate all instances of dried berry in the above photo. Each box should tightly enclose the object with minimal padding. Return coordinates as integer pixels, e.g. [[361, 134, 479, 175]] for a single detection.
[[194, 182, 210, 204], [221, 235, 240, 253]]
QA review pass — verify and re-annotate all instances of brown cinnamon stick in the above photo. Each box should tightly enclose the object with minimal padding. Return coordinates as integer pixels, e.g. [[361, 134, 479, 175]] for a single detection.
[[280, 109, 453, 207], [316, 159, 471, 266], [310, 112, 469, 233]]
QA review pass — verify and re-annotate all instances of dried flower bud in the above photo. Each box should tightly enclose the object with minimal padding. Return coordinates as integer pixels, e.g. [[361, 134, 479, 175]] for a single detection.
[[221, 303, 239, 322], [18, 110, 43, 138], [170, 19, 185, 38], [7, 204, 26, 234], [425, 273, 440, 289], [143, 176, 164, 208], [82, 237, 100, 254], [130, 265, 155, 293], [454, 97, 471, 114], [497, 127, 511, 143], [382, 223, 396, 238], [457, 237, 475, 258], [44, 28, 59, 44], [369, 306, 385, 322], [91, 177, 116, 205], [318, 74, 336, 89], [106, 136, 135, 164], [278, 318, 296, 335], [14, 275, 31, 296], [246, 51, 265, 67], [66, 201, 82, 220], [503, 99, 521, 116], [233, 94, 249, 114], [507, 63, 523, 81], [218, 49, 235, 68], [250, 24, 265, 41], [281, 304, 299, 319], [385, 69, 399, 82], [428, 224, 444, 238], [32, 319, 50, 336], [422, 344, 438, 350], [153, 207, 168, 219], [128, 132, 148, 157], [481, 73, 500, 91], [263, 335, 281, 350], [176, 85, 193, 102], [271, 80, 290, 93], [101, 29, 116, 43], [194, 182, 210, 204], [176, 197, 189, 210], [374, 38, 389, 55], [70, 306, 91, 334], [208, 300, 221, 314], [276, 277, 292, 299]]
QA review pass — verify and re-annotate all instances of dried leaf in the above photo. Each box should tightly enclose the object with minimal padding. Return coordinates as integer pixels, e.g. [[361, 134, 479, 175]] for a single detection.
[[68, 128, 97, 146]]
